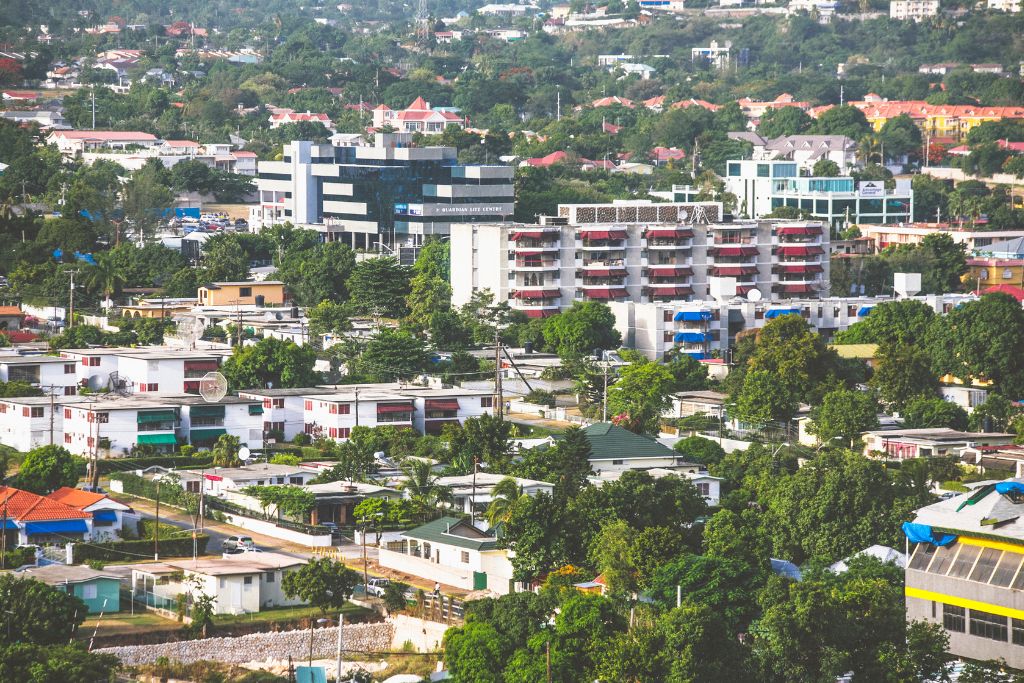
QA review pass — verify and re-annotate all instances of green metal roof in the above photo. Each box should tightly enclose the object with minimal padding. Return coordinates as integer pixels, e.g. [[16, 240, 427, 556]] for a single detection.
[[581, 422, 678, 461], [402, 516, 498, 551], [137, 433, 177, 445]]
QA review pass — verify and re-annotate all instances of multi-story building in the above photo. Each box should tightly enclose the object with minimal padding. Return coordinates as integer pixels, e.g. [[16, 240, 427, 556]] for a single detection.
[[55, 348, 226, 394], [987, 0, 1021, 11], [729, 133, 858, 174], [450, 201, 830, 318], [889, 0, 939, 20], [862, 428, 1015, 460], [371, 97, 465, 135], [0, 355, 81, 396], [610, 292, 978, 359], [904, 480, 1024, 669], [197, 281, 286, 307], [859, 224, 1024, 253], [675, 159, 913, 226], [250, 133, 514, 250], [0, 395, 87, 452]]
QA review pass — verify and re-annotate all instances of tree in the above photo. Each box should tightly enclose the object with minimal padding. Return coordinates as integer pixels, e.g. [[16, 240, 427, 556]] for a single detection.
[[122, 161, 174, 241], [485, 477, 527, 527], [0, 643, 120, 682], [198, 235, 250, 283], [514, 426, 593, 502], [918, 232, 967, 294], [242, 485, 315, 520], [542, 301, 621, 360], [833, 299, 935, 346], [969, 393, 1022, 433], [901, 395, 969, 431], [734, 368, 799, 426], [276, 241, 356, 307], [15, 445, 81, 494], [649, 554, 763, 633], [352, 329, 431, 383], [673, 435, 726, 466], [588, 519, 637, 596], [812, 159, 841, 177], [869, 343, 939, 410], [808, 389, 880, 447], [210, 434, 242, 467], [813, 105, 872, 140], [281, 558, 360, 615], [664, 353, 709, 392], [444, 413, 514, 473], [757, 106, 813, 138], [81, 252, 125, 305], [0, 574, 87, 645], [441, 621, 507, 683], [346, 257, 411, 319], [501, 491, 571, 581], [606, 360, 676, 434], [221, 337, 319, 390], [399, 458, 452, 521], [878, 113, 922, 161]]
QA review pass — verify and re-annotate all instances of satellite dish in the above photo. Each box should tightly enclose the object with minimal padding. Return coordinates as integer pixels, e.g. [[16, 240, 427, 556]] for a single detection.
[[373, 451, 386, 460], [746, 288, 762, 302], [174, 316, 205, 349], [199, 371, 228, 403], [238, 447, 251, 462]]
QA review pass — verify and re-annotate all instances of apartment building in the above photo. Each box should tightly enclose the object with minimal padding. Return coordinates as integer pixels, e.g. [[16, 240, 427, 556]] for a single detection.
[[56, 348, 225, 394], [889, 0, 939, 20], [861, 428, 1015, 460], [905, 480, 1024, 669], [250, 133, 514, 249], [610, 292, 977, 359], [197, 281, 287, 307], [450, 201, 829, 318], [859, 224, 1024, 253], [0, 396, 87, 452], [0, 355, 81, 396]]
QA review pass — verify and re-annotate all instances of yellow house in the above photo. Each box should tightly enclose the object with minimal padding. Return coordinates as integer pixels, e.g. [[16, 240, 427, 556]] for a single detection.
[[963, 259, 1024, 291], [197, 281, 286, 306]]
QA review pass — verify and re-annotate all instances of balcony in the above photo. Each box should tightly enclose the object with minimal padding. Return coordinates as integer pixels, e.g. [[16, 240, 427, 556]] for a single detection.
[[581, 255, 625, 267], [708, 246, 760, 259], [647, 285, 693, 299], [511, 289, 561, 302], [580, 286, 629, 300], [775, 245, 825, 258], [513, 259, 559, 271], [709, 265, 758, 277]]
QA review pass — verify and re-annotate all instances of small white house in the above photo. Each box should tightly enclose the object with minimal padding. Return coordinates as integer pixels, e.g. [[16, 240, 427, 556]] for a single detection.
[[434, 472, 554, 523]]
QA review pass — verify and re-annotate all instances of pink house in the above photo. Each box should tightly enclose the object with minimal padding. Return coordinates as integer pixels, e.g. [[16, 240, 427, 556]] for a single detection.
[[371, 97, 464, 134]]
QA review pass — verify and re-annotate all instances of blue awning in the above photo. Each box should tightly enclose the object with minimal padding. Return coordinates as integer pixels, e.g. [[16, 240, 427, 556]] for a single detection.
[[92, 510, 117, 522], [685, 352, 706, 360], [2, 519, 17, 530], [901, 522, 957, 546], [764, 309, 800, 319], [674, 332, 707, 343], [25, 519, 89, 535], [857, 306, 873, 317], [674, 310, 712, 322]]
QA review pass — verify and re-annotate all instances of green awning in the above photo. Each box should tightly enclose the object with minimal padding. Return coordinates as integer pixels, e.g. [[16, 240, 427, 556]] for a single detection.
[[248, 404, 264, 415], [191, 405, 225, 418], [138, 410, 176, 424], [137, 433, 177, 445], [191, 428, 227, 442]]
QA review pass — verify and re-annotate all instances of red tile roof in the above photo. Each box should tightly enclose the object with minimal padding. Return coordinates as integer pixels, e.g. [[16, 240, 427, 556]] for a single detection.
[[0, 306, 23, 316], [47, 486, 107, 510], [0, 486, 92, 521], [982, 285, 1024, 302]]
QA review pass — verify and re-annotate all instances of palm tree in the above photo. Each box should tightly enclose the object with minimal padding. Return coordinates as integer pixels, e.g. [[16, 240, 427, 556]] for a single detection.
[[400, 459, 452, 521], [484, 477, 526, 528], [82, 253, 126, 308], [857, 135, 883, 166]]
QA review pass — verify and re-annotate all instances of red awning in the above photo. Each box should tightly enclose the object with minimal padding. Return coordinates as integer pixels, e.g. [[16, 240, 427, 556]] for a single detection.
[[777, 283, 816, 293], [649, 286, 693, 297], [777, 226, 822, 236], [648, 266, 693, 277], [514, 290, 560, 300], [712, 266, 758, 276], [735, 285, 754, 295], [424, 419, 461, 435], [509, 231, 545, 240], [711, 246, 759, 257], [646, 229, 694, 239], [585, 288, 628, 299], [523, 309, 557, 318], [776, 245, 824, 257], [513, 250, 543, 256], [580, 230, 627, 240], [583, 268, 626, 277], [775, 264, 824, 274], [377, 403, 413, 414], [425, 399, 460, 411], [204, 473, 223, 482]]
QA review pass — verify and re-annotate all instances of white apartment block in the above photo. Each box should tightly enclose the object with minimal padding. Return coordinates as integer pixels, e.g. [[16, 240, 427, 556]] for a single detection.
[[611, 292, 979, 360], [451, 201, 830, 318], [890, 0, 939, 20], [987, 0, 1021, 10], [56, 348, 224, 394], [0, 355, 81, 396], [0, 396, 88, 452]]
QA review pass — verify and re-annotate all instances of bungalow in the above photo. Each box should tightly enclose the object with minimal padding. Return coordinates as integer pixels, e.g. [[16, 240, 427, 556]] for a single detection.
[[371, 97, 464, 135], [862, 428, 1016, 460], [14, 564, 122, 613], [581, 422, 703, 474], [434, 472, 554, 522], [129, 553, 306, 615], [379, 516, 523, 595], [186, 463, 318, 497], [304, 480, 401, 526], [268, 111, 333, 130], [47, 487, 131, 542], [590, 467, 722, 506], [46, 130, 160, 156], [0, 486, 93, 546]]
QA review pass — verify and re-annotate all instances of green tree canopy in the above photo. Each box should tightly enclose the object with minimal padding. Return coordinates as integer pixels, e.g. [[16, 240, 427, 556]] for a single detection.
[[281, 558, 360, 615], [808, 388, 880, 447], [542, 301, 621, 360], [221, 337, 319, 390], [15, 445, 82, 494]]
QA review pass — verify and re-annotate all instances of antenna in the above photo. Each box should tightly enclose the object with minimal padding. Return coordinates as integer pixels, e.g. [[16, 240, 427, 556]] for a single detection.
[[199, 371, 228, 403]]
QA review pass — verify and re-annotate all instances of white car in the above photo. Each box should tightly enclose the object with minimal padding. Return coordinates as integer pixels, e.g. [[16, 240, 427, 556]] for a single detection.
[[366, 578, 390, 597]]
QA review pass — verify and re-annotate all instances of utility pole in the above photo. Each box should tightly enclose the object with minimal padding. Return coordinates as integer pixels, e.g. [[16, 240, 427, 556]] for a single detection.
[[354, 387, 360, 427], [66, 270, 79, 328], [91, 90, 96, 130], [49, 391, 55, 445], [493, 328, 503, 420], [154, 478, 160, 561], [89, 401, 100, 491], [602, 362, 609, 423]]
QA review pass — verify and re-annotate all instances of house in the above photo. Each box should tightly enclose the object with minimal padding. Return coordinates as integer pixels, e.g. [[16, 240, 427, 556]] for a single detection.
[[691, 41, 732, 70], [433, 473, 554, 522], [904, 479, 1024, 669], [732, 133, 858, 174], [197, 281, 286, 307], [0, 354, 80, 396], [193, 463, 319, 496], [862, 428, 1016, 460], [268, 111, 333, 130], [667, 390, 728, 421], [889, 0, 939, 19], [303, 480, 401, 526], [590, 466, 722, 506], [0, 486, 93, 546], [0, 395, 88, 452], [371, 97, 464, 135], [47, 487, 131, 542], [378, 517, 523, 595], [14, 565, 122, 613], [130, 553, 307, 615], [581, 423, 703, 474], [0, 110, 67, 129], [46, 130, 160, 156]]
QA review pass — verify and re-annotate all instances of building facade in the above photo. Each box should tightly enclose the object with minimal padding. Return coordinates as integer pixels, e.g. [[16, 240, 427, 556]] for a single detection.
[[250, 133, 514, 249], [890, 0, 939, 20]]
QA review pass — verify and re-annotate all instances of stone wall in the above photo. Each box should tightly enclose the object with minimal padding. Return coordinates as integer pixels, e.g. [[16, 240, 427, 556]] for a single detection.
[[95, 623, 394, 666]]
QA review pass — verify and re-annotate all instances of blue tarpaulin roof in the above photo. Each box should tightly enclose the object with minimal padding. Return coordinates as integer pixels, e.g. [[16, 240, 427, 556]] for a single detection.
[[995, 482, 1024, 495], [857, 306, 873, 316], [92, 510, 117, 522], [764, 309, 800, 319], [674, 311, 712, 322], [901, 522, 957, 546], [25, 519, 89, 535], [675, 332, 707, 343]]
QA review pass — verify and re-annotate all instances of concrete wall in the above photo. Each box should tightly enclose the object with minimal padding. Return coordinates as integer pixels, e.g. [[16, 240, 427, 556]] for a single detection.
[[217, 510, 333, 547], [95, 623, 394, 666], [378, 547, 474, 590], [922, 166, 1024, 188]]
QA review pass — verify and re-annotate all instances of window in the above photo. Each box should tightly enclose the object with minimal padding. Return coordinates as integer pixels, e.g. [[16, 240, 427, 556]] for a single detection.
[[947, 544, 981, 579], [243, 576, 253, 585], [145, 383, 158, 392], [219, 578, 226, 588], [82, 584, 97, 600], [64, 386, 77, 396], [1014, 619, 1024, 646], [87, 437, 94, 448], [696, 482, 710, 497], [943, 604, 965, 633], [1004, 269, 1014, 280], [338, 404, 350, 415], [88, 357, 101, 367], [908, 543, 937, 571], [990, 551, 1023, 587], [339, 427, 350, 439], [64, 408, 72, 419], [64, 433, 72, 444], [263, 399, 272, 409], [240, 287, 252, 297], [969, 609, 1008, 642], [304, 400, 313, 411], [461, 551, 470, 564], [928, 544, 959, 576], [30, 407, 44, 418], [96, 412, 108, 423], [480, 396, 493, 408], [756, 163, 770, 177], [265, 571, 276, 583], [612, 459, 623, 466], [64, 364, 75, 374], [969, 547, 1002, 583], [273, 399, 284, 408]]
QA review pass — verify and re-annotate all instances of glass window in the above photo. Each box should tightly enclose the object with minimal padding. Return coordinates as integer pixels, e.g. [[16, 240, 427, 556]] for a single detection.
[[928, 544, 959, 576], [801, 199, 813, 211], [991, 552, 1023, 587], [943, 604, 966, 633], [969, 609, 1008, 642], [728, 163, 741, 177], [947, 544, 981, 579], [757, 164, 770, 178], [859, 198, 883, 214], [908, 543, 936, 571], [815, 199, 829, 214], [773, 163, 797, 178], [1014, 618, 1024, 646], [970, 547, 1002, 583]]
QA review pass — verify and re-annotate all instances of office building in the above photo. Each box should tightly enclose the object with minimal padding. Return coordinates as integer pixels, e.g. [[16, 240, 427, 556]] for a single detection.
[[890, 0, 939, 20], [250, 133, 514, 249]]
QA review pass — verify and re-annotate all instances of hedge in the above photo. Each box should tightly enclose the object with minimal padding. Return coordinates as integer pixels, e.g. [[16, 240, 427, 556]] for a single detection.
[[98, 456, 214, 475], [109, 472, 199, 511], [72, 534, 209, 563]]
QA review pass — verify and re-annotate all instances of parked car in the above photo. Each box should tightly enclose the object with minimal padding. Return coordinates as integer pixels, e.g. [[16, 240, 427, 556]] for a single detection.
[[366, 577, 390, 598], [222, 535, 255, 551]]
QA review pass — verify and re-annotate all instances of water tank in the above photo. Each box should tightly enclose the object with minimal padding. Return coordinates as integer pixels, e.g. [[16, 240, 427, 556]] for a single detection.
[[291, 306, 299, 319], [593, 348, 604, 361], [255, 294, 265, 307], [524, 341, 534, 354]]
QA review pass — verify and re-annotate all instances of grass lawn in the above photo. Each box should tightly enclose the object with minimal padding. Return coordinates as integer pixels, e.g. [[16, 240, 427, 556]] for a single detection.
[[77, 611, 181, 640], [215, 602, 372, 627]]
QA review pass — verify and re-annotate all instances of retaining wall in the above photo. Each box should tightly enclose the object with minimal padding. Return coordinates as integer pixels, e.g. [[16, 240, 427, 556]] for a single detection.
[[95, 623, 393, 666]]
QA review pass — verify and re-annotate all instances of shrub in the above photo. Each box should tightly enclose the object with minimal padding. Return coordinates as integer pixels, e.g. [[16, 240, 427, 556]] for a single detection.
[[72, 535, 209, 563]]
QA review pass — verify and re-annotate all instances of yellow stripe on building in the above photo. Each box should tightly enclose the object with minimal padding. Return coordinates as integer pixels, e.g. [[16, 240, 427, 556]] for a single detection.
[[905, 586, 1024, 621], [957, 536, 1024, 555]]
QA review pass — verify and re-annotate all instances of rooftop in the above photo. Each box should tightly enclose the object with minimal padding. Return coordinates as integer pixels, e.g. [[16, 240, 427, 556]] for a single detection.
[[13, 564, 121, 585], [402, 516, 498, 551], [912, 479, 1024, 543], [581, 422, 681, 461], [0, 486, 92, 521]]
